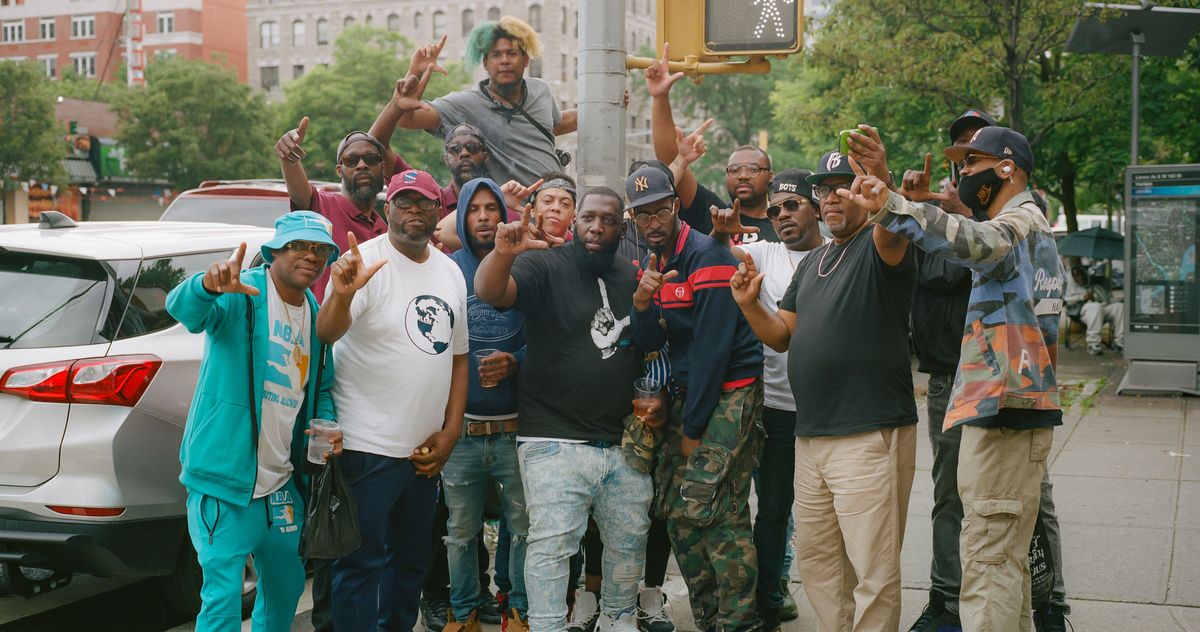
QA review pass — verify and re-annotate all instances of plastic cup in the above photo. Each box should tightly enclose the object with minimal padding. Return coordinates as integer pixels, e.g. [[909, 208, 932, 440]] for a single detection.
[[633, 377, 661, 418], [307, 418, 339, 464], [474, 348, 501, 388]]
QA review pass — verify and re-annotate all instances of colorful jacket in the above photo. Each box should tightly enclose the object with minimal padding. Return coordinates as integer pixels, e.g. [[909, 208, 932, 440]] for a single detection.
[[166, 267, 336, 506], [869, 191, 1064, 429]]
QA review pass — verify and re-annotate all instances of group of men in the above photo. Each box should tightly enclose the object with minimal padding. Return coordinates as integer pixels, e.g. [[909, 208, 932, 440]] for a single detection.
[[169, 13, 1076, 632]]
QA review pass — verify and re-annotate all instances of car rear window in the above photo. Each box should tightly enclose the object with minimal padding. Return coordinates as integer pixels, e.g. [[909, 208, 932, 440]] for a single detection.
[[160, 195, 287, 228], [0, 253, 138, 349]]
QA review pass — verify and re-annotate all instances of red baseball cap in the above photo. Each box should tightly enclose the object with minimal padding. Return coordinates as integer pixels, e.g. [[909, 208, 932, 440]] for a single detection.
[[387, 169, 441, 202]]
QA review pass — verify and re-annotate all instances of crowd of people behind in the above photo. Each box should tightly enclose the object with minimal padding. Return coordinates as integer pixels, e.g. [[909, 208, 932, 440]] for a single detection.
[[168, 14, 1079, 632]]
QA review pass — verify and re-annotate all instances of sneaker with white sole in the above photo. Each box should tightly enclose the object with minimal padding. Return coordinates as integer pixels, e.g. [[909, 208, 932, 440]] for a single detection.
[[597, 608, 639, 632], [567, 591, 600, 632], [636, 587, 675, 632]]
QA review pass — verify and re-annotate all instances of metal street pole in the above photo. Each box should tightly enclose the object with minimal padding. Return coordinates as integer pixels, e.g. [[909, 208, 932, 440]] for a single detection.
[[577, 0, 627, 191], [1130, 30, 1143, 167]]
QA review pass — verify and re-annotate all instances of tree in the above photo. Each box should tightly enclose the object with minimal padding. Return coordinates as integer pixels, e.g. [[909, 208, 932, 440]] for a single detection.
[[112, 58, 275, 191], [274, 26, 470, 183], [0, 61, 66, 189]]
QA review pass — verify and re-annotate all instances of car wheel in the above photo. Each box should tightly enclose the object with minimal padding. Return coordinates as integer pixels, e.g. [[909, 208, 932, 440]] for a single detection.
[[0, 563, 72, 597], [158, 543, 257, 618]]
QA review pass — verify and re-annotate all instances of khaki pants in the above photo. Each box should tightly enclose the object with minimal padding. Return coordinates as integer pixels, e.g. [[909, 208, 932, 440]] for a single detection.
[[957, 425, 1052, 632], [792, 425, 916, 632]]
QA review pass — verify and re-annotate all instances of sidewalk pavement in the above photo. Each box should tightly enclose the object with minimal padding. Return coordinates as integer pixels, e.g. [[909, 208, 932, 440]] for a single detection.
[[190, 346, 1200, 632]]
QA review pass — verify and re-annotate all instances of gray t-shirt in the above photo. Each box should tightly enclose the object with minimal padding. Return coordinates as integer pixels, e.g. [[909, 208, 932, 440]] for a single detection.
[[429, 78, 563, 186]]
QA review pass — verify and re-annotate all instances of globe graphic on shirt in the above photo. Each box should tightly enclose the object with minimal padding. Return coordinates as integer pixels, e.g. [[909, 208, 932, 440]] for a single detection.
[[405, 295, 455, 355]]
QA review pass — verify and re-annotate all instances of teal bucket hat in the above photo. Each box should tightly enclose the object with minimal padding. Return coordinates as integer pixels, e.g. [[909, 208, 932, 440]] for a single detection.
[[261, 211, 340, 265]]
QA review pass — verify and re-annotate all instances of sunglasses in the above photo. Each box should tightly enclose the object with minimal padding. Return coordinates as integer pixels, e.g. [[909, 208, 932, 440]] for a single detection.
[[446, 141, 485, 155], [282, 240, 336, 260], [339, 153, 384, 168], [631, 208, 675, 227], [392, 196, 440, 212], [767, 198, 808, 219]]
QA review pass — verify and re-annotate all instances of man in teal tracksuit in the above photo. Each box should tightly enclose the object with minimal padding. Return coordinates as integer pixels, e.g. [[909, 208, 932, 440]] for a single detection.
[[167, 211, 342, 631]]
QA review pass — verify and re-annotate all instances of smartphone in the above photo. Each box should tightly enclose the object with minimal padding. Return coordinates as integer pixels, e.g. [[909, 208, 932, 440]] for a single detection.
[[839, 127, 869, 156]]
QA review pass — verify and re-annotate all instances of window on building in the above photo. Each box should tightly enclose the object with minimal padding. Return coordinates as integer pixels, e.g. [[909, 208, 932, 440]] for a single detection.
[[261, 65, 279, 90], [316, 18, 329, 45], [3, 20, 24, 43], [487, 7, 500, 21], [433, 11, 445, 38], [155, 49, 177, 60], [561, 6, 567, 35], [561, 53, 567, 81], [39, 55, 56, 79], [414, 12, 423, 32], [574, 11, 577, 37], [365, 14, 373, 27], [528, 5, 541, 31], [71, 53, 96, 78], [71, 15, 95, 39], [529, 59, 542, 78], [39, 17, 54, 40], [157, 11, 174, 33], [387, 13, 400, 31], [293, 64, 304, 79], [292, 20, 305, 47], [259, 21, 279, 49], [461, 9, 474, 36]]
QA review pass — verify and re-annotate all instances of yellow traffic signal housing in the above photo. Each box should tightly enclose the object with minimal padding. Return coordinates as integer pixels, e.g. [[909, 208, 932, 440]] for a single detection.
[[657, 0, 804, 62]]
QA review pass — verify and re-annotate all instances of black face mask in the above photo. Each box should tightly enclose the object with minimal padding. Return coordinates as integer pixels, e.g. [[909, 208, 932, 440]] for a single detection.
[[957, 168, 1003, 215]]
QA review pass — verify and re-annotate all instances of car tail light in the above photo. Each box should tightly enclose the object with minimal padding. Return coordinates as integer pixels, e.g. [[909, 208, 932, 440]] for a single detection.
[[0, 355, 162, 406], [46, 505, 126, 517]]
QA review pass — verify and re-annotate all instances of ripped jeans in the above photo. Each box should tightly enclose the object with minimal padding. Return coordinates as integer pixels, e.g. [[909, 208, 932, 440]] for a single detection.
[[443, 431, 529, 620]]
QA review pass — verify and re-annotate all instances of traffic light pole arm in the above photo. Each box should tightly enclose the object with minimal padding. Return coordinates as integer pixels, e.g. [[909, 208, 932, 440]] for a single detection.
[[625, 55, 772, 82]]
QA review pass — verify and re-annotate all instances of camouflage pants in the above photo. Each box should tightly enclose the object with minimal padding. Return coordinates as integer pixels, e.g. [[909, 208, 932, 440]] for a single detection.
[[658, 380, 765, 632]]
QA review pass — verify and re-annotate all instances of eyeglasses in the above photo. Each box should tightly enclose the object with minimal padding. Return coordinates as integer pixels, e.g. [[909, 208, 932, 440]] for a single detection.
[[392, 196, 440, 212], [631, 208, 675, 227], [339, 153, 384, 168], [725, 163, 768, 177], [812, 182, 852, 200], [446, 141, 485, 155], [767, 198, 807, 219], [283, 240, 336, 260]]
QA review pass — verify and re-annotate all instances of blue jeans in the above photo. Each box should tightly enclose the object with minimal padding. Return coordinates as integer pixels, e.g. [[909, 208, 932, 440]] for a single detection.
[[752, 406, 797, 624], [518, 441, 652, 632], [331, 451, 438, 632], [443, 431, 529, 620]]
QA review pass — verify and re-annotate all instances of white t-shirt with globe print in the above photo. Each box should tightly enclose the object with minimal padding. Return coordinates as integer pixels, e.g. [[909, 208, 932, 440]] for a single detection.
[[330, 235, 469, 459], [254, 279, 310, 498]]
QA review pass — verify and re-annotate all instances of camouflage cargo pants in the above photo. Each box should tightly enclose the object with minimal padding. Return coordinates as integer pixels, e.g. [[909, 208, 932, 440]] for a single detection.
[[657, 380, 765, 632]]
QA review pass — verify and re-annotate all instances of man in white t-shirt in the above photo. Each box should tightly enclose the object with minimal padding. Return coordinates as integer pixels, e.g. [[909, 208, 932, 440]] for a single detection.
[[317, 168, 470, 632], [711, 168, 827, 630]]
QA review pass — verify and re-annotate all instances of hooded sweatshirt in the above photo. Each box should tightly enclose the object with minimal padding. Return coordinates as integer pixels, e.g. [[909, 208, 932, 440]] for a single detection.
[[450, 178, 526, 420]]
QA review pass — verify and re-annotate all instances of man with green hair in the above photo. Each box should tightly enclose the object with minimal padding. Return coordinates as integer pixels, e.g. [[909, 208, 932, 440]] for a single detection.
[[393, 16, 577, 186]]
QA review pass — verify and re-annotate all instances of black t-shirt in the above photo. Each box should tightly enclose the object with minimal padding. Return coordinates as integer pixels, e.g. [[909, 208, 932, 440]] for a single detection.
[[780, 226, 918, 437], [510, 247, 644, 443], [681, 183, 779, 244]]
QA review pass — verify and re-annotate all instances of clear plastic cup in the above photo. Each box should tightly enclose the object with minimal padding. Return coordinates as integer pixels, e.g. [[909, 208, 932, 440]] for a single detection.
[[307, 418, 339, 464], [474, 348, 501, 388], [633, 377, 661, 418]]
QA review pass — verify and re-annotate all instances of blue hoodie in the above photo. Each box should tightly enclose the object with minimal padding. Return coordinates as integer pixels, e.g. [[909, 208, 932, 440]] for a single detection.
[[450, 178, 526, 419]]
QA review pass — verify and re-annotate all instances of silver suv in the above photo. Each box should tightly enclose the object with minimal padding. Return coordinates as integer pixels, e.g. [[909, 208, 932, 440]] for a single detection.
[[0, 213, 274, 616]]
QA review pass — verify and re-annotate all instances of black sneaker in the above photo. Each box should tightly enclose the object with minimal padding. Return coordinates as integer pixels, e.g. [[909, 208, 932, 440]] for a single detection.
[[420, 593, 450, 632], [478, 591, 503, 625], [778, 580, 799, 622], [1033, 605, 1071, 632], [907, 601, 961, 632]]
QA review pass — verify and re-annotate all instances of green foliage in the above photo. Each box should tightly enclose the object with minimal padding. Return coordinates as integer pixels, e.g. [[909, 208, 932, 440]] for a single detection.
[[112, 57, 274, 191], [57, 67, 130, 103], [273, 26, 470, 183], [0, 61, 66, 189]]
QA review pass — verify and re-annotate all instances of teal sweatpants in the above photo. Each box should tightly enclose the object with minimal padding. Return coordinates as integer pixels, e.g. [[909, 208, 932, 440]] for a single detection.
[[185, 478, 306, 632]]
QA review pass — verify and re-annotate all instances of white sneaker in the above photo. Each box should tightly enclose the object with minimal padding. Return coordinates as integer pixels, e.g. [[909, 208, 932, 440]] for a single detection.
[[597, 608, 639, 632], [567, 591, 600, 632], [636, 587, 675, 632]]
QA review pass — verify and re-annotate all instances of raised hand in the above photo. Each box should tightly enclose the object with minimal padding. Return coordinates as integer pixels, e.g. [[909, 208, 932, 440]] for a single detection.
[[643, 42, 685, 98], [844, 124, 892, 185], [406, 34, 448, 82], [500, 178, 544, 210], [633, 253, 680, 311], [494, 204, 558, 256], [392, 63, 436, 112], [203, 243, 260, 296], [275, 116, 309, 163], [710, 199, 760, 237], [836, 158, 891, 213], [899, 153, 936, 202], [676, 118, 714, 166], [729, 249, 765, 306], [329, 232, 388, 297]]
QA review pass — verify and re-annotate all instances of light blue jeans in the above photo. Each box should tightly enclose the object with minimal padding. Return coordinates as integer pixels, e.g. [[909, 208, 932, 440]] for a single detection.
[[518, 441, 652, 632], [442, 431, 529, 620]]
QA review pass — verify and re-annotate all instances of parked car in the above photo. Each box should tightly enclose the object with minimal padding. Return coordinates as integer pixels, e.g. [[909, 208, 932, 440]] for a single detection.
[[159, 179, 344, 227], [0, 212, 274, 616]]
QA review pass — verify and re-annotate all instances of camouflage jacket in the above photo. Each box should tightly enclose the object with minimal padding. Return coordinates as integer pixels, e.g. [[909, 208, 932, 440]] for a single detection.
[[870, 190, 1064, 430]]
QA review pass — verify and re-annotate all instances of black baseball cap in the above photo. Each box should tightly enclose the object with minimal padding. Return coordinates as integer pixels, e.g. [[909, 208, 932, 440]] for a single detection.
[[948, 109, 997, 143], [625, 166, 676, 210], [768, 169, 816, 206], [336, 131, 386, 161], [943, 126, 1034, 176], [806, 151, 857, 185], [444, 123, 486, 145]]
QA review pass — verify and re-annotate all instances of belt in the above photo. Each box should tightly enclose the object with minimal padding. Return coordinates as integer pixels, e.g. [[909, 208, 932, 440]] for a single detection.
[[465, 419, 519, 437]]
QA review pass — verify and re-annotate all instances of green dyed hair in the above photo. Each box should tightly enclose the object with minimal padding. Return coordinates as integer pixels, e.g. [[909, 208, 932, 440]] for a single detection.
[[464, 15, 542, 68]]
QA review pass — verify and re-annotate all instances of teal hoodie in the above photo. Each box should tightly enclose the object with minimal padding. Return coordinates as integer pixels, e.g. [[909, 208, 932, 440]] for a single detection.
[[166, 266, 336, 506]]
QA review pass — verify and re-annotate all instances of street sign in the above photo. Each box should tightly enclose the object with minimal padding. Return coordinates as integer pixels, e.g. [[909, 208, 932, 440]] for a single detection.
[[704, 0, 802, 55]]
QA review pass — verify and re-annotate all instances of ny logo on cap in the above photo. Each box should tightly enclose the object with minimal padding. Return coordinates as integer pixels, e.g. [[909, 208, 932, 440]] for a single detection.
[[778, 183, 797, 192], [826, 153, 843, 170], [635, 176, 649, 192]]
